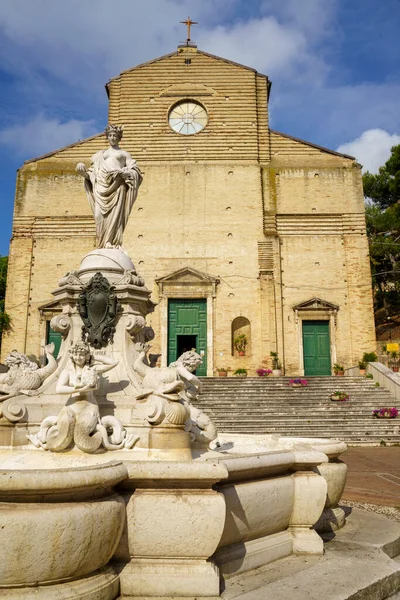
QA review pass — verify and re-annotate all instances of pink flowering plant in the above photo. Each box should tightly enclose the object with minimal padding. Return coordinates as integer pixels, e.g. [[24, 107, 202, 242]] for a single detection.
[[330, 391, 350, 401], [372, 407, 398, 418], [289, 378, 308, 387], [256, 368, 272, 377]]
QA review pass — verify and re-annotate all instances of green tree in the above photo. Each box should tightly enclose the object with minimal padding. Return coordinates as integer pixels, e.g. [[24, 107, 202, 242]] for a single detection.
[[0, 256, 10, 346], [363, 144, 400, 209], [363, 144, 400, 317]]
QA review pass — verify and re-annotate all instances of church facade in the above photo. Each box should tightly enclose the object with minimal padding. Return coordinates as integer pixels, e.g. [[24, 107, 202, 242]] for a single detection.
[[2, 44, 376, 376]]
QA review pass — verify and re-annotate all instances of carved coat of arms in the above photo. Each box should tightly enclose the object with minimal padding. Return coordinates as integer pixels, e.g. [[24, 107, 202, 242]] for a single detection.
[[79, 272, 118, 348]]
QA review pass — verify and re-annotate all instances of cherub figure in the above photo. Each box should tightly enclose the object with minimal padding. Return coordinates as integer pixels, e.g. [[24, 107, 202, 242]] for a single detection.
[[29, 342, 137, 453], [56, 341, 116, 397], [133, 344, 216, 445], [133, 344, 203, 401]]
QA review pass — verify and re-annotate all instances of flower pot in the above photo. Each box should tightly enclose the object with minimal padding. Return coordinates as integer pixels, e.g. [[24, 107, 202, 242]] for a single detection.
[[359, 369, 366, 376], [218, 372, 227, 377], [392, 366, 399, 372], [272, 369, 282, 377], [238, 351, 245, 357], [335, 371, 344, 376], [291, 383, 302, 388]]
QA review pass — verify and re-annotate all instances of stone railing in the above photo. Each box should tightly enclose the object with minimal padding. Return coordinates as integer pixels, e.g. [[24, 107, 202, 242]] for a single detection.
[[366, 361, 400, 402], [344, 366, 360, 376]]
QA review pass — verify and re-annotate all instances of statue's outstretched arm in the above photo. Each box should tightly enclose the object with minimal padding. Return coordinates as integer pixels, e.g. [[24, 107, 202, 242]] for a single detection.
[[176, 364, 203, 391], [76, 162, 90, 181], [92, 354, 118, 374]]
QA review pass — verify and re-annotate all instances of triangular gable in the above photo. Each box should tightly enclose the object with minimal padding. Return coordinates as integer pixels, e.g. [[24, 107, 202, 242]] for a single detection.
[[270, 130, 355, 161], [106, 48, 268, 91], [24, 132, 104, 165], [156, 267, 220, 298], [38, 299, 62, 316], [293, 297, 339, 311], [156, 267, 218, 285]]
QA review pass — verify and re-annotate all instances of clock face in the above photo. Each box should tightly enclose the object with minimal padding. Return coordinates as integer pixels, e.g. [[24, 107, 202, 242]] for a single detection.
[[168, 101, 208, 135]]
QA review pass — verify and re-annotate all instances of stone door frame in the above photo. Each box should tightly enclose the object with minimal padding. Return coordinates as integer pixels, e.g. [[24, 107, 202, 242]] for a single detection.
[[293, 297, 339, 376], [155, 267, 219, 376]]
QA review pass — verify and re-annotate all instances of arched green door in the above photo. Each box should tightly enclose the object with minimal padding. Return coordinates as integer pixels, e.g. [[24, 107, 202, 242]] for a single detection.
[[302, 320, 331, 376], [168, 299, 207, 376]]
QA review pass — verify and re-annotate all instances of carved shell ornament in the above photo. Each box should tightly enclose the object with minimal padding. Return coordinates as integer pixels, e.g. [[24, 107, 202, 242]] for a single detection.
[[165, 400, 190, 425]]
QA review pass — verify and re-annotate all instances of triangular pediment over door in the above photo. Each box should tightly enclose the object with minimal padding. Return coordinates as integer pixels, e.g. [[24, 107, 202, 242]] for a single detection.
[[156, 267, 219, 298]]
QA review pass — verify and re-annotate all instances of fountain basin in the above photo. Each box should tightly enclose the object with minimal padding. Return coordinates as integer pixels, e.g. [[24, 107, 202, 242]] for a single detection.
[[0, 434, 347, 598], [0, 458, 127, 598], [213, 433, 348, 535]]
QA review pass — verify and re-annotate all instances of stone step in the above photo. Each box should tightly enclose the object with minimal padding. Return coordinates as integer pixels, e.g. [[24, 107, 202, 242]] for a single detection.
[[197, 375, 400, 445]]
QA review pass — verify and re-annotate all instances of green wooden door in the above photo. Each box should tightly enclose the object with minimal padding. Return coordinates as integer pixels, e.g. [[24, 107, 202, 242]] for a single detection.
[[168, 299, 207, 376], [302, 320, 331, 376], [46, 322, 62, 358]]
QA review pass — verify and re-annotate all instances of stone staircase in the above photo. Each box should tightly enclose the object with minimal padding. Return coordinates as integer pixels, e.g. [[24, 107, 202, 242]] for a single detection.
[[196, 376, 400, 445]]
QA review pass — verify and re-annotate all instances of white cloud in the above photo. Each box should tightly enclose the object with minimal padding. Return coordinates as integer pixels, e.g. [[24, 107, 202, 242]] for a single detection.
[[0, 0, 329, 89], [261, 0, 337, 40], [197, 16, 328, 82], [0, 0, 239, 88], [336, 129, 400, 173], [269, 82, 400, 152], [0, 115, 97, 159]]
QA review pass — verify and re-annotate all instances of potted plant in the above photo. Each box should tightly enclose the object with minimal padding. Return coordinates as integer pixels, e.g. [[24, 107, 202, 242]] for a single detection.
[[330, 391, 350, 402], [256, 368, 272, 377], [233, 368, 247, 378], [358, 360, 367, 376], [234, 334, 247, 356], [372, 407, 398, 418], [270, 351, 282, 376], [363, 351, 378, 363], [217, 367, 228, 377], [289, 378, 308, 388], [333, 363, 344, 376]]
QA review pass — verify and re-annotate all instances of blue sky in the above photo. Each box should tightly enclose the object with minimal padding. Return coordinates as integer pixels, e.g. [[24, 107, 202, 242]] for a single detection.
[[0, 0, 399, 256]]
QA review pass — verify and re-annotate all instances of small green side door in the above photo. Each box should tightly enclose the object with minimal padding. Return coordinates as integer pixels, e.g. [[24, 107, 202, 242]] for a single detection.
[[168, 299, 207, 376], [302, 320, 331, 376], [46, 323, 62, 358]]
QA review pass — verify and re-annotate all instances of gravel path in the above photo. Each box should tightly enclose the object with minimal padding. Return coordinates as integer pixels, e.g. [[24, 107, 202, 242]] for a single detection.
[[341, 500, 400, 522]]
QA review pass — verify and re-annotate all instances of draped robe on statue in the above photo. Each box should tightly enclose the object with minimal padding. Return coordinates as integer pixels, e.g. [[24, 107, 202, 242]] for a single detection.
[[84, 150, 142, 248]]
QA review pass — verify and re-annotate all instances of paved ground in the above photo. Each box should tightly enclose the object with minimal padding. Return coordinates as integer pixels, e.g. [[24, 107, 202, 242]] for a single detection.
[[342, 446, 400, 506]]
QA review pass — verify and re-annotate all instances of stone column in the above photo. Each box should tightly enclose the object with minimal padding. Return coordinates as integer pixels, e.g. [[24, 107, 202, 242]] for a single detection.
[[116, 460, 228, 598], [289, 470, 327, 554]]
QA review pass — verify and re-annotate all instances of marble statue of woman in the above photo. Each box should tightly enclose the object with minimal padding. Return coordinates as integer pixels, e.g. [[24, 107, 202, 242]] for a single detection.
[[76, 124, 142, 248]]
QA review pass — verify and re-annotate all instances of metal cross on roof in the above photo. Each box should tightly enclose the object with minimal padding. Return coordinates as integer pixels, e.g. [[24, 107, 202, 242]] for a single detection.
[[180, 17, 198, 42]]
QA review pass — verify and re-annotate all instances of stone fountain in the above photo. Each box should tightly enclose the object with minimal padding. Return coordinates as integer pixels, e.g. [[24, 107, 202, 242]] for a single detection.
[[0, 125, 349, 600]]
